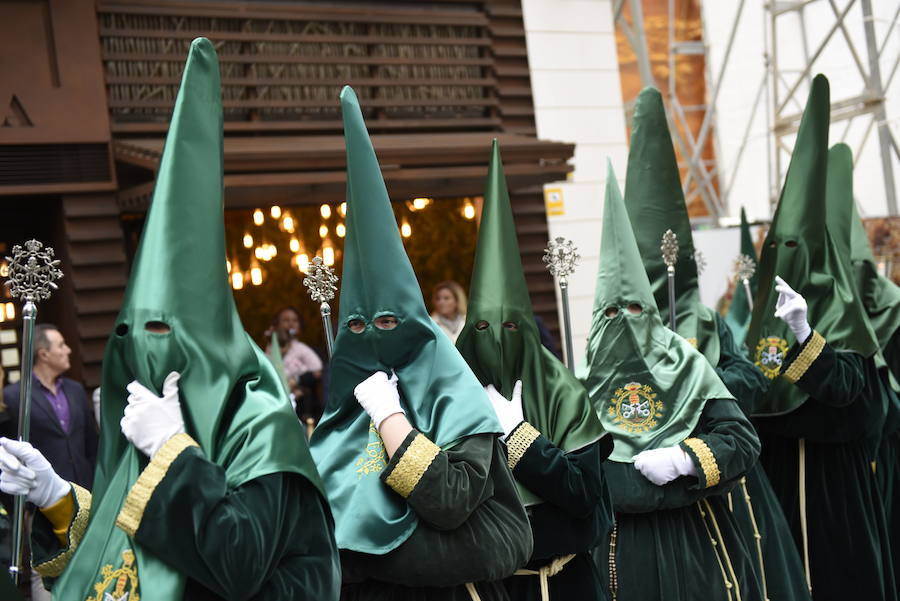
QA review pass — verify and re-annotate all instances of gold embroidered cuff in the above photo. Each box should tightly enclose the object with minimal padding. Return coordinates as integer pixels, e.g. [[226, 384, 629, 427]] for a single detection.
[[783, 331, 825, 383], [384, 433, 440, 498], [34, 483, 92, 578], [506, 422, 540, 470], [683, 438, 721, 488], [116, 433, 198, 537]]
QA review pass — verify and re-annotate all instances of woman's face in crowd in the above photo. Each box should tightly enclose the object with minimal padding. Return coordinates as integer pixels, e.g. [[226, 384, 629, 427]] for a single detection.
[[433, 288, 458, 318], [277, 310, 301, 336]]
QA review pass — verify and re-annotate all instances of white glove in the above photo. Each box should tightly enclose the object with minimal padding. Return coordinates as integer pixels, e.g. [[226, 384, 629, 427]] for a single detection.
[[121, 371, 186, 458], [774, 275, 812, 344], [354, 371, 404, 429], [633, 445, 697, 486], [0, 438, 70, 508], [485, 381, 524, 440]]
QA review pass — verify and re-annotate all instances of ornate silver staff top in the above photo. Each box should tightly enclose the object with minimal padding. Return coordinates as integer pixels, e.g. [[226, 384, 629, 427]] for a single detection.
[[693, 249, 707, 276], [734, 253, 756, 282], [5, 239, 63, 302], [661, 230, 679, 271], [303, 256, 338, 304], [543, 237, 580, 283]]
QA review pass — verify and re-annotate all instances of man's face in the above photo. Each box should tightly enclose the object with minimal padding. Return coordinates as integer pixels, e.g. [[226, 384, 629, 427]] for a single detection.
[[277, 310, 300, 336], [39, 329, 71, 375]]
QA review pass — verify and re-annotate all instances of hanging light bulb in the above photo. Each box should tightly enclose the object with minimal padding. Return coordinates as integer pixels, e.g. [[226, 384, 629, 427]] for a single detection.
[[254, 246, 265, 260], [401, 220, 412, 238], [243, 233, 253, 248], [0, 261, 8, 278], [5, 303, 13, 320], [253, 209, 264, 226], [411, 197, 431, 210], [339, 202, 347, 217], [320, 204, 332, 219], [319, 224, 328, 238], [268, 244, 277, 259], [463, 200, 476, 220], [323, 247, 335, 266], [298, 253, 310, 273], [289, 237, 300, 253], [226, 259, 232, 273], [270, 205, 282, 219], [231, 271, 244, 290], [250, 260, 263, 286], [336, 223, 346, 238], [282, 214, 295, 233]]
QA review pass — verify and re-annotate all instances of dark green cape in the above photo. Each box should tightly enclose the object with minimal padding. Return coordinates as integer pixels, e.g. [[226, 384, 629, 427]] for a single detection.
[[624, 87, 720, 363], [456, 140, 607, 505], [309, 86, 501, 555], [582, 162, 732, 462], [55, 38, 323, 600], [724, 207, 758, 345], [747, 75, 879, 415]]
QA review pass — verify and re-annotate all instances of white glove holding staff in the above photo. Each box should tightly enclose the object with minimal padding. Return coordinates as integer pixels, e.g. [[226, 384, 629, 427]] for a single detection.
[[485, 381, 524, 440], [774, 275, 812, 344], [633, 445, 697, 486], [355, 371, 405, 429], [0, 438, 70, 508], [121, 371, 186, 458]]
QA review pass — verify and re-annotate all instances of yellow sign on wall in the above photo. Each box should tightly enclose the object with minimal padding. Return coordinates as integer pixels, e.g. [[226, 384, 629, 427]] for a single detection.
[[545, 187, 565, 216]]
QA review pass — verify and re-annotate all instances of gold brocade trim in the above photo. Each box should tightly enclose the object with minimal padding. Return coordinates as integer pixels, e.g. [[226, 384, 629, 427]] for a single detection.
[[683, 438, 721, 488], [116, 433, 198, 536], [506, 422, 540, 470], [783, 331, 825, 384], [384, 433, 439, 498], [34, 483, 92, 578]]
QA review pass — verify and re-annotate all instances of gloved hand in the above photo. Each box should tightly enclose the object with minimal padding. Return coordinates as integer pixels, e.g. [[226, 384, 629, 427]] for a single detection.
[[354, 371, 405, 429], [0, 438, 70, 508], [485, 381, 524, 440], [121, 371, 186, 458], [633, 445, 697, 486], [774, 275, 812, 344]]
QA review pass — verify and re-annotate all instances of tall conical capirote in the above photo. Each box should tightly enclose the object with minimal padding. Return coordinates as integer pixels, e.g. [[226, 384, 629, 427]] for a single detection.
[[724, 207, 758, 344], [623, 87, 720, 363], [309, 86, 500, 555], [55, 38, 327, 600], [581, 161, 732, 462], [457, 140, 607, 504], [748, 75, 879, 415]]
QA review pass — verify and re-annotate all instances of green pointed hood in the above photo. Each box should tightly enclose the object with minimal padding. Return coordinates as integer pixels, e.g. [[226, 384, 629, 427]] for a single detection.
[[457, 140, 607, 504], [748, 76, 879, 415], [724, 208, 759, 344], [56, 39, 328, 600], [310, 86, 500, 555], [582, 161, 732, 462], [623, 87, 720, 363], [268, 331, 292, 395]]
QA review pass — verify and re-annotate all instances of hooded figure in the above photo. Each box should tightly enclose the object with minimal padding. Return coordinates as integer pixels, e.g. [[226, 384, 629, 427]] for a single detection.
[[582, 162, 761, 601], [456, 140, 612, 601], [310, 87, 531, 601], [724, 208, 759, 345], [749, 76, 897, 601], [2, 38, 340, 601]]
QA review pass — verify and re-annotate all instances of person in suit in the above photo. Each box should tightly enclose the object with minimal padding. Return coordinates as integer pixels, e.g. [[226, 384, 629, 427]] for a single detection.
[[1, 324, 98, 490]]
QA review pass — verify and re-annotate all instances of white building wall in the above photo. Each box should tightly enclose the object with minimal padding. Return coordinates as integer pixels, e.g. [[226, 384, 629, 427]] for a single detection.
[[522, 0, 630, 366]]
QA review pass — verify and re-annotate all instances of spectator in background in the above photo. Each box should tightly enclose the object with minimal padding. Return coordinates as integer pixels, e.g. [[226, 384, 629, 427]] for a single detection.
[[267, 307, 325, 422], [430, 280, 467, 343]]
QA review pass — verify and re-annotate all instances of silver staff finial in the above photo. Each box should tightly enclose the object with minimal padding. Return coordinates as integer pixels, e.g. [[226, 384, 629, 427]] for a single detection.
[[661, 230, 679, 269], [734, 253, 756, 282], [693, 249, 707, 276], [303, 257, 338, 304], [543, 237, 580, 281], [5, 239, 63, 302]]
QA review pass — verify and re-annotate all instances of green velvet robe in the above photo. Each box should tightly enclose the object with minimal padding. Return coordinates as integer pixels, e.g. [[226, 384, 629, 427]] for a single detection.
[[755, 334, 897, 601], [501, 434, 614, 601], [340, 432, 533, 601], [877, 332, 900, 590], [706, 314, 811, 601], [597, 397, 762, 601], [32, 447, 341, 600]]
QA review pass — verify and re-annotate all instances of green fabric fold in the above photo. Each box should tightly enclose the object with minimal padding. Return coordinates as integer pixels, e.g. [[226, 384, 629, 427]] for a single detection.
[[457, 140, 607, 505], [582, 161, 732, 462], [309, 86, 501, 555]]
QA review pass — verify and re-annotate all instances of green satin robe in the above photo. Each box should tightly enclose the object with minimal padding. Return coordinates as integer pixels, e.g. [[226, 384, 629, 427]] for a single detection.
[[877, 332, 900, 592], [597, 397, 762, 601], [340, 432, 532, 601], [32, 448, 340, 600], [755, 335, 897, 601]]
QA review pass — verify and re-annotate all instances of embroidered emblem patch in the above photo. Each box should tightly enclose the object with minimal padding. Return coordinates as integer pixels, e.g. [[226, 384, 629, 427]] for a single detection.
[[608, 382, 664, 433], [88, 549, 139, 601], [755, 336, 790, 379], [355, 421, 387, 478]]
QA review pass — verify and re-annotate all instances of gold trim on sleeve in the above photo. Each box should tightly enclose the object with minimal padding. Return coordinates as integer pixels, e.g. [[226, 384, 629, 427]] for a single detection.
[[684, 437, 721, 488], [116, 433, 199, 537], [384, 433, 440, 498], [506, 422, 540, 470], [783, 331, 825, 384], [34, 483, 93, 578]]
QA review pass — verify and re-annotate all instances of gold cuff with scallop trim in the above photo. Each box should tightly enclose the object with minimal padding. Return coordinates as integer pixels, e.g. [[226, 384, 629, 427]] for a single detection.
[[384, 433, 439, 498], [34, 483, 92, 578], [116, 433, 199, 537], [783, 331, 825, 383], [683, 438, 721, 488], [506, 422, 540, 470]]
